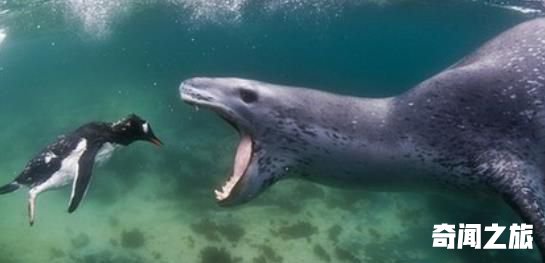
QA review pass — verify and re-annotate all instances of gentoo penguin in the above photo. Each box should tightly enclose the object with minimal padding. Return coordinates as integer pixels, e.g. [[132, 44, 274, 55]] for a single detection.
[[0, 114, 162, 225]]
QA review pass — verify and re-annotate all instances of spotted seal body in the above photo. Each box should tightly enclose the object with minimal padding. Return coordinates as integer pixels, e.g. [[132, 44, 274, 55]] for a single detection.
[[180, 18, 545, 259]]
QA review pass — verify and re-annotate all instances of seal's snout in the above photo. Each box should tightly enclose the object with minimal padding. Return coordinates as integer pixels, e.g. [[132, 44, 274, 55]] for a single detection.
[[179, 78, 203, 94], [179, 78, 198, 98], [178, 80, 186, 94], [179, 78, 215, 105], [180, 77, 212, 92], [179, 82, 193, 103]]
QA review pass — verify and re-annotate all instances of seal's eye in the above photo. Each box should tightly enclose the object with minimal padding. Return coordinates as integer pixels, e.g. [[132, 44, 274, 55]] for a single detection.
[[239, 89, 258, 103]]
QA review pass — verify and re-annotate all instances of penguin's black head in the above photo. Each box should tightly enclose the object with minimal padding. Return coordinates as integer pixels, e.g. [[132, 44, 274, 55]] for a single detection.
[[111, 114, 163, 146]]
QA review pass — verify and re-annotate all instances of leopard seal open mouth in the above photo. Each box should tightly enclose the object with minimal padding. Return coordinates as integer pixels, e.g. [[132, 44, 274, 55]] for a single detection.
[[180, 18, 545, 261], [180, 77, 438, 206]]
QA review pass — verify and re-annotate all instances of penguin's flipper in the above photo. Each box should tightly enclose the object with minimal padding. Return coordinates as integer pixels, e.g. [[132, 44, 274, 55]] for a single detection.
[[67, 143, 101, 213], [0, 182, 20, 194], [483, 151, 545, 261]]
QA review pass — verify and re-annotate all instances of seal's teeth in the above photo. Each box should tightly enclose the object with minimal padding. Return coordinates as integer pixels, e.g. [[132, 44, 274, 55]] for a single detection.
[[214, 134, 252, 202], [216, 176, 240, 201], [214, 189, 226, 200]]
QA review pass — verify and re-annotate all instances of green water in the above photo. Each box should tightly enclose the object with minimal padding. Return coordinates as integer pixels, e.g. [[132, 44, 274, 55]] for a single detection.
[[0, 0, 543, 262]]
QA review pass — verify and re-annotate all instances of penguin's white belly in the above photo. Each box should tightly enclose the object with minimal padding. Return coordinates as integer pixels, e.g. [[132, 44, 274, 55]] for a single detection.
[[31, 139, 88, 194]]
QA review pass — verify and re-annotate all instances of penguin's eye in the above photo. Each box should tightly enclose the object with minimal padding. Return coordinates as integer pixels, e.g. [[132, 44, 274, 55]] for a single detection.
[[239, 89, 258, 103], [142, 123, 149, 133]]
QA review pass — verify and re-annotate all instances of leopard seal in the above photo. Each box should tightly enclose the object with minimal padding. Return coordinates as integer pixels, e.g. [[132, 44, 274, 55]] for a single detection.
[[180, 18, 545, 260]]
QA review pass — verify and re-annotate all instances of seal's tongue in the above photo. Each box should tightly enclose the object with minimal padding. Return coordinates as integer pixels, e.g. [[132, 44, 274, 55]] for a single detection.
[[215, 134, 252, 201]]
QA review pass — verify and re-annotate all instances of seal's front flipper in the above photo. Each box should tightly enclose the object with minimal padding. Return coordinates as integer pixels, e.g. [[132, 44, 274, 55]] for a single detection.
[[484, 152, 545, 261], [67, 143, 100, 213]]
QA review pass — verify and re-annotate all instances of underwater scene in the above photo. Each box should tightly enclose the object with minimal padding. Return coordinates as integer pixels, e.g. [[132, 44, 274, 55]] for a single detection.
[[1, 0, 545, 262]]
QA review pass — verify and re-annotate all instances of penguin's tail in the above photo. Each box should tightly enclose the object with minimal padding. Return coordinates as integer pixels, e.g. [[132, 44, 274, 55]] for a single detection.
[[0, 182, 20, 195]]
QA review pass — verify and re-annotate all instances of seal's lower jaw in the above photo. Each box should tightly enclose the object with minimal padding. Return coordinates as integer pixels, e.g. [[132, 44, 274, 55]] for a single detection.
[[214, 132, 253, 204], [180, 83, 255, 205], [201, 107, 255, 205]]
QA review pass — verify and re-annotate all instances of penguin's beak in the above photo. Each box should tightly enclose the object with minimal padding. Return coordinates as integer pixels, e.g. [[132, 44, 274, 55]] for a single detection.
[[146, 128, 163, 147], [148, 136, 163, 147]]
